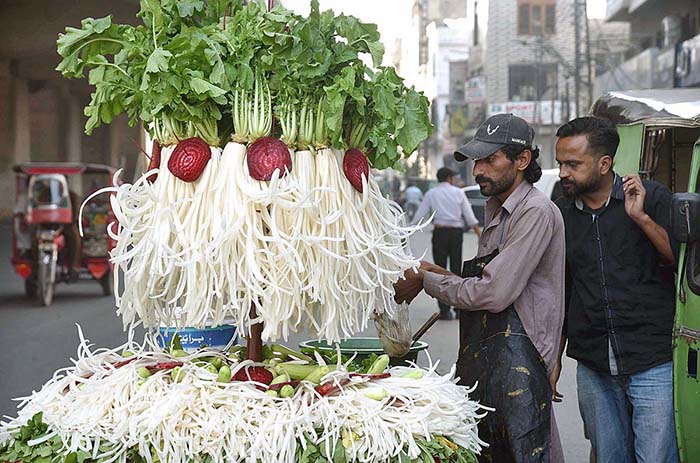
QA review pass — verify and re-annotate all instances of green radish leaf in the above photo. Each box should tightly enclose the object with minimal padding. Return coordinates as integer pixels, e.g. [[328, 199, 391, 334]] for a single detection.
[[146, 47, 172, 73]]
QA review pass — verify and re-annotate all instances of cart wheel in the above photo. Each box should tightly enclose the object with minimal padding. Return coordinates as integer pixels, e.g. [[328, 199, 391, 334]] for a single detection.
[[99, 271, 112, 296], [25, 276, 37, 298]]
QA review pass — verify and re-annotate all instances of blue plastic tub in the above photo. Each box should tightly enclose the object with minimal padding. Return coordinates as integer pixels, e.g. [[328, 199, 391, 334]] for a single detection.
[[157, 325, 237, 352]]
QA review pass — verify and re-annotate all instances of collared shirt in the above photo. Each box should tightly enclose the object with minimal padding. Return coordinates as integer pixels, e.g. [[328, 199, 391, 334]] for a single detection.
[[413, 182, 479, 228], [423, 181, 566, 373], [557, 174, 677, 376]]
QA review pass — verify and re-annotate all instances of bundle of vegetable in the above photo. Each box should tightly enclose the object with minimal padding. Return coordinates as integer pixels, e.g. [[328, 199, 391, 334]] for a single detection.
[[58, 0, 433, 341], [0, 331, 488, 463]]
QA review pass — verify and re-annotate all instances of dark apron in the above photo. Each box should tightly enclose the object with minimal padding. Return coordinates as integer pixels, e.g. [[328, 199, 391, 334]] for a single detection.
[[458, 249, 552, 463]]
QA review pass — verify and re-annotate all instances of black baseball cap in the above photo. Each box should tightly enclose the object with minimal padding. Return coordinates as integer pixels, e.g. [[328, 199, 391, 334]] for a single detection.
[[454, 113, 535, 161]]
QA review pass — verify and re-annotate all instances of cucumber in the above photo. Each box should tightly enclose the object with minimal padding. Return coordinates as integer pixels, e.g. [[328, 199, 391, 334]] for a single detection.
[[217, 365, 231, 383], [366, 354, 390, 375], [270, 344, 314, 362], [276, 363, 318, 380], [401, 369, 424, 379], [302, 366, 330, 385], [279, 384, 295, 398], [270, 372, 291, 385], [363, 387, 387, 401]]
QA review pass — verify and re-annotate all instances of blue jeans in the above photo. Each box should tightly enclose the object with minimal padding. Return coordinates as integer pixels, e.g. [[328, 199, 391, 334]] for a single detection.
[[577, 361, 679, 463]]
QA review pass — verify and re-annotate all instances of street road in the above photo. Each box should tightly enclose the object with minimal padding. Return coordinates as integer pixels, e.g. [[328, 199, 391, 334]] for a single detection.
[[0, 221, 589, 461]]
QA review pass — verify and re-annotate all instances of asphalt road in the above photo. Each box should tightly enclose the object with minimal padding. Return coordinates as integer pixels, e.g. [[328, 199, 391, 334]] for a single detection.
[[0, 221, 589, 462]]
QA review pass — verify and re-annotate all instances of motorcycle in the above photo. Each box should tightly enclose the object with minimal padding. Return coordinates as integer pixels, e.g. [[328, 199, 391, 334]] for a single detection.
[[12, 163, 117, 306]]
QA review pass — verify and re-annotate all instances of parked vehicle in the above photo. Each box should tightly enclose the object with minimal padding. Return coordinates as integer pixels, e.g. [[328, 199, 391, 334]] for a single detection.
[[462, 185, 487, 225], [534, 168, 563, 202], [12, 163, 116, 306], [592, 89, 700, 462]]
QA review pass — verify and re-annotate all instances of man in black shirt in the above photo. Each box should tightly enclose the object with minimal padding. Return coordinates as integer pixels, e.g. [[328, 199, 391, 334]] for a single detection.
[[554, 117, 678, 463]]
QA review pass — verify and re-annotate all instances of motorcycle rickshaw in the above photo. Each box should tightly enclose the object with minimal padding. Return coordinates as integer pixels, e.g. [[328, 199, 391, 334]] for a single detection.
[[592, 89, 700, 463], [11, 163, 117, 306]]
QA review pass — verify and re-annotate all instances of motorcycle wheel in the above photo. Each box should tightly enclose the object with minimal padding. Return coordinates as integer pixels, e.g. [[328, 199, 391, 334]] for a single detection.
[[25, 276, 37, 298], [99, 270, 112, 296], [37, 251, 56, 306]]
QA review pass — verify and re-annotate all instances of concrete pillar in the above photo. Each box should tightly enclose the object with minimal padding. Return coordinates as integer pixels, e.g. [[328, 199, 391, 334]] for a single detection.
[[108, 116, 125, 168], [12, 75, 31, 163], [65, 91, 82, 164]]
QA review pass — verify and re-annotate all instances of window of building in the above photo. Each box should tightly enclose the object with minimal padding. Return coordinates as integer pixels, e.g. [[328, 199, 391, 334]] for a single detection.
[[517, 0, 556, 36], [508, 63, 558, 101]]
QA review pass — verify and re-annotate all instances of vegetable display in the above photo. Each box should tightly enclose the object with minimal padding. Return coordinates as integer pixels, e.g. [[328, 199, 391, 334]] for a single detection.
[[1, 331, 488, 463], [67, 0, 431, 339], [0, 2, 490, 463]]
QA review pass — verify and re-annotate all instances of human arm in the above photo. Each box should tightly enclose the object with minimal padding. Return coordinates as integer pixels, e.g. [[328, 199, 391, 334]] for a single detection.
[[410, 193, 432, 226], [393, 261, 454, 304], [623, 175, 675, 266], [422, 206, 555, 312]]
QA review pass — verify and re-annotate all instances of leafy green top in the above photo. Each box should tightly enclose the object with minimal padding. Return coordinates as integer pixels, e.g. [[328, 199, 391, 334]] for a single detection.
[[56, 0, 432, 168]]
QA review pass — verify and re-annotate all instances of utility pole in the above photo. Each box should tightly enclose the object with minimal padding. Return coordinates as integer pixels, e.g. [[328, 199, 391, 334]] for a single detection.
[[584, 0, 593, 110], [573, 0, 582, 117]]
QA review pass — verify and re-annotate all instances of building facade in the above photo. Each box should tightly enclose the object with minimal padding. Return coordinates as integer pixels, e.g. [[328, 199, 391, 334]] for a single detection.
[[597, 0, 700, 95], [463, 0, 581, 170], [0, 0, 143, 216]]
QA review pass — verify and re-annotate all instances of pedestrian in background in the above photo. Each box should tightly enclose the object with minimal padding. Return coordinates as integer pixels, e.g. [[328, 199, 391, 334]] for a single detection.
[[396, 114, 566, 462], [554, 116, 678, 463], [403, 183, 424, 222], [412, 166, 481, 320]]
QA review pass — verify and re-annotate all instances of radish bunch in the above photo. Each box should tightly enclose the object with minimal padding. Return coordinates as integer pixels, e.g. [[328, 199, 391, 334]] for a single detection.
[[105, 76, 424, 341]]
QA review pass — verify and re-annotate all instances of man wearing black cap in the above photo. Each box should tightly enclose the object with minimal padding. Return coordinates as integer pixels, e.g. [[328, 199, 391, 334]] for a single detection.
[[395, 113, 566, 462], [412, 166, 481, 320]]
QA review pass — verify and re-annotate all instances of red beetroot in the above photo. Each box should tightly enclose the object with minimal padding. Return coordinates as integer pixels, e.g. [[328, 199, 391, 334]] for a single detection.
[[147, 140, 162, 183], [150, 361, 183, 371], [315, 378, 349, 396], [167, 137, 211, 182], [232, 366, 274, 385], [349, 372, 391, 380], [342, 148, 369, 193], [112, 357, 138, 369], [246, 137, 292, 181]]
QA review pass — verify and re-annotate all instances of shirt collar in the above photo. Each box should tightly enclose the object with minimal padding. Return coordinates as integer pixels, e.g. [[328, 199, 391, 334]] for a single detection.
[[574, 173, 623, 211], [486, 180, 534, 215]]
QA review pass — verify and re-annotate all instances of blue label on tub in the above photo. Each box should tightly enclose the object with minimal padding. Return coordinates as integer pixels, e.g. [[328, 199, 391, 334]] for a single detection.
[[157, 325, 237, 351]]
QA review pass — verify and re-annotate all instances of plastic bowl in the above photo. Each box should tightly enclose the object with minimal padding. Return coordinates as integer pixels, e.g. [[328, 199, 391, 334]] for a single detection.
[[299, 337, 428, 366]]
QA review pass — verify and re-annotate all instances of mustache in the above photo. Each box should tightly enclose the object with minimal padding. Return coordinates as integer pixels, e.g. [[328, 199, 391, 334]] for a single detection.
[[560, 179, 575, 186], [474, 175, 493, 184]]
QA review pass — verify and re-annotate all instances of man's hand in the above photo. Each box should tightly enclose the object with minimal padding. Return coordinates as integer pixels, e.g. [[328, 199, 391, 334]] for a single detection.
[[419, 261, 454, 276], [549, 362, 563, 403], [393, 267, 425, 304], [623, 175, 647, 223]]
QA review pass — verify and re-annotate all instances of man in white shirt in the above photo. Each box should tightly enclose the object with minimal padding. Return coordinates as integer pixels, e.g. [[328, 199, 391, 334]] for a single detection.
[[404, 184, 424, 222], [413, 167, 481, 319]]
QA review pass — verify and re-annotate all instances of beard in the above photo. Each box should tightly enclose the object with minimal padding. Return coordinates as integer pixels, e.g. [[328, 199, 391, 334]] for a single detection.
[[475, 168, 517, 197], [560, 170, 602, 197]]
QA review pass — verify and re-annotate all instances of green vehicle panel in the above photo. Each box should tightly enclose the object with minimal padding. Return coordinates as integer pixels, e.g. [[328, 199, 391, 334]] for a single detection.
[[593, 89, 700, 463]]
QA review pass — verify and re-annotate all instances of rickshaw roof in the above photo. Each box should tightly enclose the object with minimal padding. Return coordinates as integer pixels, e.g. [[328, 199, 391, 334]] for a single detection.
[[12, 162, 116, 176], [591, 89, 700, 127]]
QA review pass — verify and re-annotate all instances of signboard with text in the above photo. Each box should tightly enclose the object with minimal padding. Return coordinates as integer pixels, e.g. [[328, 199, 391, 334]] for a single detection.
[[487, 100, 576, 125], [464, 76, 486, 103]]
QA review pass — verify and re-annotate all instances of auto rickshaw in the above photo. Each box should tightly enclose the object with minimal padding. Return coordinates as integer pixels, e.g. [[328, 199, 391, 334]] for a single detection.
[[592, 88, 700, 463], [12, 163, 117, 306]]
